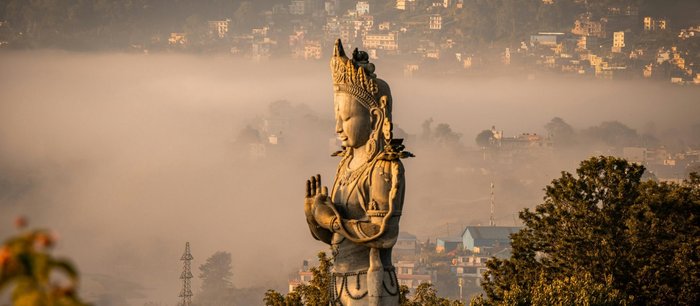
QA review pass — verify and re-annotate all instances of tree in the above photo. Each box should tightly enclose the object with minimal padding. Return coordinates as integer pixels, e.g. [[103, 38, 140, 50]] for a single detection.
[[0, 217, 91, 306], [197, 251, 234, 305], [582, 121, 640, 148], [294, 251, 332, 305], [263, 251, 331, 306], [433, 123, 462, 146], [473, 156, 700, 305], [420, 119, 463, 149], [686, 163, 700, 180], [475, 130, 493, 148], [544, 117, 576, 147], [403, 283, 464, 306]]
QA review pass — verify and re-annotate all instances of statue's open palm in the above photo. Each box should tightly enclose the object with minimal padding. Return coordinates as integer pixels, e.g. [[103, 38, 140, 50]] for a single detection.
[[305, 174, 333, 225]]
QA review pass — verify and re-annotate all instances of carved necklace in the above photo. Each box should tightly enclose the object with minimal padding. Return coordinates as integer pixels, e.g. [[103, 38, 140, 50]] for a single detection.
[[339, 156, 375, 187]]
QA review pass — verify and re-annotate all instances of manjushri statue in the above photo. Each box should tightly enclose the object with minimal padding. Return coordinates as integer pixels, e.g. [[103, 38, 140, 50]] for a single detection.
[[304, 39, 413, 306]]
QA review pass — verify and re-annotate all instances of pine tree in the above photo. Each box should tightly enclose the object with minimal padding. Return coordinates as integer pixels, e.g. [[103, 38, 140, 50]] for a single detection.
[[197, 251, 235, 305]]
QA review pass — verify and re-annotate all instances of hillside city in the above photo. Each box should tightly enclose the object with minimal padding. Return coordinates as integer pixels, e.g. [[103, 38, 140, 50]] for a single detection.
[[1, 0, 700, 84]]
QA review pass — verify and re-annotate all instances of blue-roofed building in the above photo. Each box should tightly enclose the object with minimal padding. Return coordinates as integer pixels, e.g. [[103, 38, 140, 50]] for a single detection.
[[436, 237, 462, 253], [461, 226, 522, 252]]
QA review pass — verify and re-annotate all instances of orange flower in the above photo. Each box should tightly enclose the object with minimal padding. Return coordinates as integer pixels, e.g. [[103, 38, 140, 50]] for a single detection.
[[0, 247, 10, 266], [34, 233, 55, 249]]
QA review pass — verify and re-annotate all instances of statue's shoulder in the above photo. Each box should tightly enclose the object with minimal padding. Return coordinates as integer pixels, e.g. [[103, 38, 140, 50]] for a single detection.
[[378, 139, 414, 161]]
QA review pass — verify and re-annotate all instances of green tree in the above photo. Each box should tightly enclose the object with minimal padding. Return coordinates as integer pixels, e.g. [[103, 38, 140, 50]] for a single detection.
[[403, 282, 464, 306], [0, 218, 91, 306], [475, 129, 493, 148], [399, 284, 411, 305], [263, 289, 299, 306], [544, 117, 576, 147], [197, 251, 234, 305], [582, 121, 640, 148], [263, 251, 331, 306], [473, 156, 700, 305]]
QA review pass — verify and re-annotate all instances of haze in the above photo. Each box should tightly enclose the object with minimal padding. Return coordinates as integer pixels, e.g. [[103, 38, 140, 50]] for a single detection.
[[1, 51, 698, 305]]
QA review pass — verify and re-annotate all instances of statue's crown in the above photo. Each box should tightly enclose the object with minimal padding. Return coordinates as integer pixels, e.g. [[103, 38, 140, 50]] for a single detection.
[[330, 39, 380, 110]]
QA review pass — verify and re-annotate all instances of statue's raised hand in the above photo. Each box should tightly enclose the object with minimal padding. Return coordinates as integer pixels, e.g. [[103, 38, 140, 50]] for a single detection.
[[305, 174, 334, 226]]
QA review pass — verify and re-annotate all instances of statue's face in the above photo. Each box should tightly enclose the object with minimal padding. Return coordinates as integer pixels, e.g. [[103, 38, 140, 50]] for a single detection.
[[334, 92, 372, 148]]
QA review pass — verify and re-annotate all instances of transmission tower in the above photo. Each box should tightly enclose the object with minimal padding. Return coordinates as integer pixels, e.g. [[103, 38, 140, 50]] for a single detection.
[[179, 242, 194, 306], [489, 182, 495, 226]]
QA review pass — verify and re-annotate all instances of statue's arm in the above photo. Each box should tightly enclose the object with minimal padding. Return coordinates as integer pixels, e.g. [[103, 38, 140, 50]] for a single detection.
[[360, 160, 404, 248], [311, 160, 404, 248], [307, 219, 333, 244]]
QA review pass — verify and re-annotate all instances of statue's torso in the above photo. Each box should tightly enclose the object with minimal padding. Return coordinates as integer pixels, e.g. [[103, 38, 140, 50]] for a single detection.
[[327, 155, 404, 305], [331, 157, 396, 273]]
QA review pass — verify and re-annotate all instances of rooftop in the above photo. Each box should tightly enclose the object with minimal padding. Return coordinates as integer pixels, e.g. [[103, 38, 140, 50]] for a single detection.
[[462, 226, 522, 240]]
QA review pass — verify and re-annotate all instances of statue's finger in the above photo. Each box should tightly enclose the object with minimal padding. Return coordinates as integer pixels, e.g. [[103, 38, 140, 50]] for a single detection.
[[316, 174, 322, 194], [322, 186, 328, 197], [306, 180, 311, 197], [310, 176, 317, 195]]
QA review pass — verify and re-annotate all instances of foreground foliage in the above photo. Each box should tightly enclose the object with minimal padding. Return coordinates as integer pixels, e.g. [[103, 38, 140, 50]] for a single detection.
[[403, 282, 464, 306], [472, 156, 700, 305], [0, 219, 90, 306]]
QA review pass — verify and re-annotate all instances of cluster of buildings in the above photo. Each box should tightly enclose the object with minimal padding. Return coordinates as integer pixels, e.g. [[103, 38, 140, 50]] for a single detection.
[[1, 1, 699, 84], [484, 126, 551, 151], [518, 10, 699, 84], [622, 146, 700, 183], [504, 4, 689, 83], [155, 0, 700, 85], [288, 225, 521, 300]]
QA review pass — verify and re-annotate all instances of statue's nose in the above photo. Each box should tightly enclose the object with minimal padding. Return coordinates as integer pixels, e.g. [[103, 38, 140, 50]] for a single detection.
[[335, 120, 343, 133]]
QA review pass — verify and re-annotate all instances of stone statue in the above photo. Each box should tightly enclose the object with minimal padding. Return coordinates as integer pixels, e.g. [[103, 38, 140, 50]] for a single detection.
[[304, 39, 413, 306]]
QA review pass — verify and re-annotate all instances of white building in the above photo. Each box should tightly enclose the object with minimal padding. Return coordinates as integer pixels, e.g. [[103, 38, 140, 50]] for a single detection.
[[429, 14, 442, 30], [304, 40, 322, 60], [395, 261, 436, 292], [208, 19, 230, 38], [363, 31, 399, 51], [396, 0, 416, 11], [612, 31, 625, 53], [168, 32, 187, 45], [289, 0, 305, 15], [644, 17, 667, 31], [288, 260, 314, 293], [396, 0, 406, 10], [324, 1, 336, 15], [453, 255, 491, 286], [356, 1, 370, 16]]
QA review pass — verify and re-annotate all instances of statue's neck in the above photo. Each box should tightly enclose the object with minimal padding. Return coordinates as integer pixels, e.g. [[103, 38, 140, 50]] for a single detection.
[[349, 146, 369, 170], [348, 140, 382, 170]]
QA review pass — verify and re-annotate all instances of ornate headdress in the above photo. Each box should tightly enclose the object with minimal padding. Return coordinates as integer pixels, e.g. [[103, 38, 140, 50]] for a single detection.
[[330, 39, 413, 160], [330, 39, 381, 110]]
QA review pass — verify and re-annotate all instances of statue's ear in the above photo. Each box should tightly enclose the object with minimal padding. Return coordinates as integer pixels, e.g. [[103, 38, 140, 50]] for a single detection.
[[380, 96, 392, 141], [370, 107, 384, 131]]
